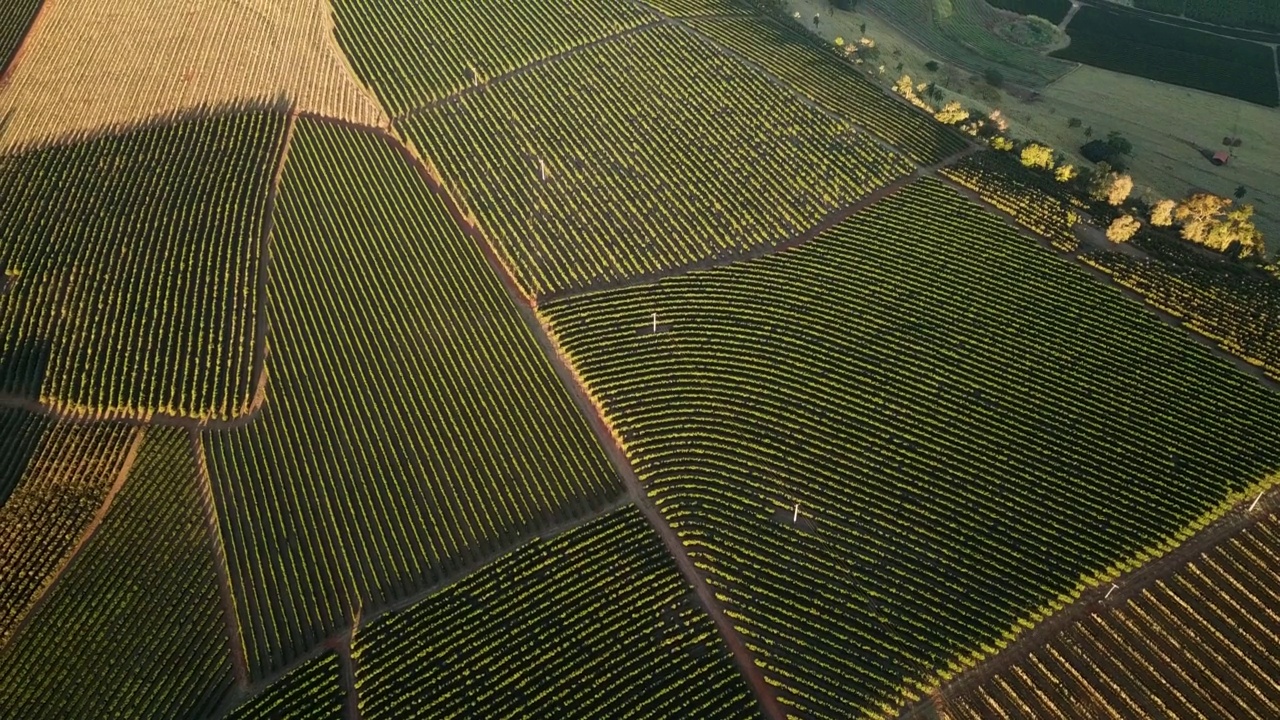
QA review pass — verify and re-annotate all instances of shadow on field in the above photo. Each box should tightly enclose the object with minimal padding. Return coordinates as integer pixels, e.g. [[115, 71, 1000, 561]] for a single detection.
[[0, 92, 295, 156]]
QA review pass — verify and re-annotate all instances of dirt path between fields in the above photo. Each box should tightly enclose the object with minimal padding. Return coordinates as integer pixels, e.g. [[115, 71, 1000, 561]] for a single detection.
[[327, 631, 361, 720], [539, 144, 979, 305], [0, 427, 145, 652], [190, 430, 250, 690], [898, 487, 1280, 719]]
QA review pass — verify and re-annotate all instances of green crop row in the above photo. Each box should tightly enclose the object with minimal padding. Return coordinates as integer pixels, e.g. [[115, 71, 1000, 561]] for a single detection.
[[402, 23, 912, 298], [226, 650, 344, 719], [332, 0, 654, 116], [542, 178, 1280, 718], [353, 507, 758, 719], [0, 0, 40, 76], [204, 119, 621, 679], [0, 112, 284, 421], [688, 16, 972, 164], [0, 407, 45, 504], [1084, 235, 1280, 382], [0, 427, 235, 718], [0, 422, 136, 644], [940, 151, 1078, 251], [643, 0, 751, 17]]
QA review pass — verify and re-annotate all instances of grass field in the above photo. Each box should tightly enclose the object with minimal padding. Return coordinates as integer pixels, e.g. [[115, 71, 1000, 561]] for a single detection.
[[0, 112, 283, 420], [1052, 5, 1279, 107], [0, 0, 385, 150], [205, 119, 621, 678], [354, 507, 758, 719], [0, 427, 235, 718], [543, 178, 1280, 717], [941, 509, 1280, 718]]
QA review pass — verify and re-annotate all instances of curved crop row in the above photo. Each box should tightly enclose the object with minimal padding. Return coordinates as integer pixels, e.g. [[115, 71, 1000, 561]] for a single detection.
[[226, 650, 344, 720], [0, 421, 136, 644], [332, 0, 654, 116], [0, 408, 45, 505], [541, 178, 1280, 718], [686, 17, 970, 164], [0, 427, 234, 719], [402, 23, 911, 298], [354, 507, 758, 720], [0, 112, 284, 421], [205, 119, 620, 679]]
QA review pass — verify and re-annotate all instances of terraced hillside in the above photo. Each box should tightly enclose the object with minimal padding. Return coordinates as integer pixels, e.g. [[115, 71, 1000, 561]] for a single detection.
[[542, 178, 1280, 717]]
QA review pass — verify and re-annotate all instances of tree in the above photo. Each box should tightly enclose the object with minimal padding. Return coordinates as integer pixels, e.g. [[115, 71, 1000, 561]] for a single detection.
[[934, 101, 968, 125], [1087, 163, 1131, 205], [1107, 215, 1141, 243], [1020, 143, 1055, 170], [1105, 131, 1133, 157], [991, 136, 1014, 151], [1150, 199, 1175, 227], [1204, 204, 1265, 258], [1106, 174, 1133, 206], [1067, 117, 1082, 129], [1234, 185, 1248, 199], [894, 74, 914, 97], [983, 67, 1004, 87], [925, 60, 939, 71], [1054, 164, 1077, 183], [1174, 193, 1232, 243]]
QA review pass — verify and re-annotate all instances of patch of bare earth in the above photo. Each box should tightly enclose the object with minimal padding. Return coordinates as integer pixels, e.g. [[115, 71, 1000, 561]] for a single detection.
[[0, 0, 386, 151]]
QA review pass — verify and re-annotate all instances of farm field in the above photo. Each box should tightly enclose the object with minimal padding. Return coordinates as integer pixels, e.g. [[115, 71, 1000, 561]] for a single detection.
[[0, 0, 386, 150], [401, 23, 913, 298], [939, 151, 1079, 250], [0, 421, 137, 644], [225, 651, 345, 719], [684, 17, 968, 165], [354, 507, 758, 719], [0, 427, 235, 718], [0, 112, 282, 421], [203, 118, 621, 679], [1135, 0, 1280, 33], [1051, 5, 1280, 107], [331, 0, 654, 116], [0, 408, 45, 504], [937, 508, 1280, 719], [542, 177, 1280, 717]]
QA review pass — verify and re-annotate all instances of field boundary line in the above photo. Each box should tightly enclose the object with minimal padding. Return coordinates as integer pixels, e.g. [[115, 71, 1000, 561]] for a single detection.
[[392, 20, 666, 125], [0, 0, 51, 87], [538, 144, 978, 305], [0, 426, 145, 653], [190, 430, 250, 689], [201, 492, 633, 717], [898, 478, 1280, 718], [329, 630, 361, 720], [244, 111, 296, 421]]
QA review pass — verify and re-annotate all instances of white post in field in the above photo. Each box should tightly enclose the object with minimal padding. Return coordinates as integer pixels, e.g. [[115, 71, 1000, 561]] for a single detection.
[[1105, 584, 1118, 600], [539, 158, 547, 182], [652, 312, 657, 334], [793, 503, 800, 523], [1249, 492, 1264, 512]]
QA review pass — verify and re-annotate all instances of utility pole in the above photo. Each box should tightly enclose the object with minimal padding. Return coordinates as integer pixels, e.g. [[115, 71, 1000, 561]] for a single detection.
[[793, 503, 800, 523], [1105, 584, 1119, 600], [1249, 491, 1264, 512]]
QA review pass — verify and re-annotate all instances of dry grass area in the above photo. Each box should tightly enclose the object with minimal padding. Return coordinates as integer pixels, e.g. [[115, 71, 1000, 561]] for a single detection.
[[0, 0, 386, 150]]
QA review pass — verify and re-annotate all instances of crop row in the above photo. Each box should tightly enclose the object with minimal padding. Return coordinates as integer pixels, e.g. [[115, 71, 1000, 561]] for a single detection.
[[331, 0, 653, 116], [1054, 5, 1279, 107], [403, 23, 911, 298], [0, 421, 135, 644], [688, 17, 970, 164], [226, 650, 344, 719], [1083, 237, 1280, 382], [0, 407, 45, 504], [940, 151, 1078, 251], [541, 178, 1280, 717], [0, 0, 39, 76], [1135, 0, 1280, 34], [643, 0, 750, 17], [0, 112, 283, 421], [0, 427, 234, 719], [204, 119, 620, 679], [944, 513, 1280, 719], [353, 507, 757, 719]]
